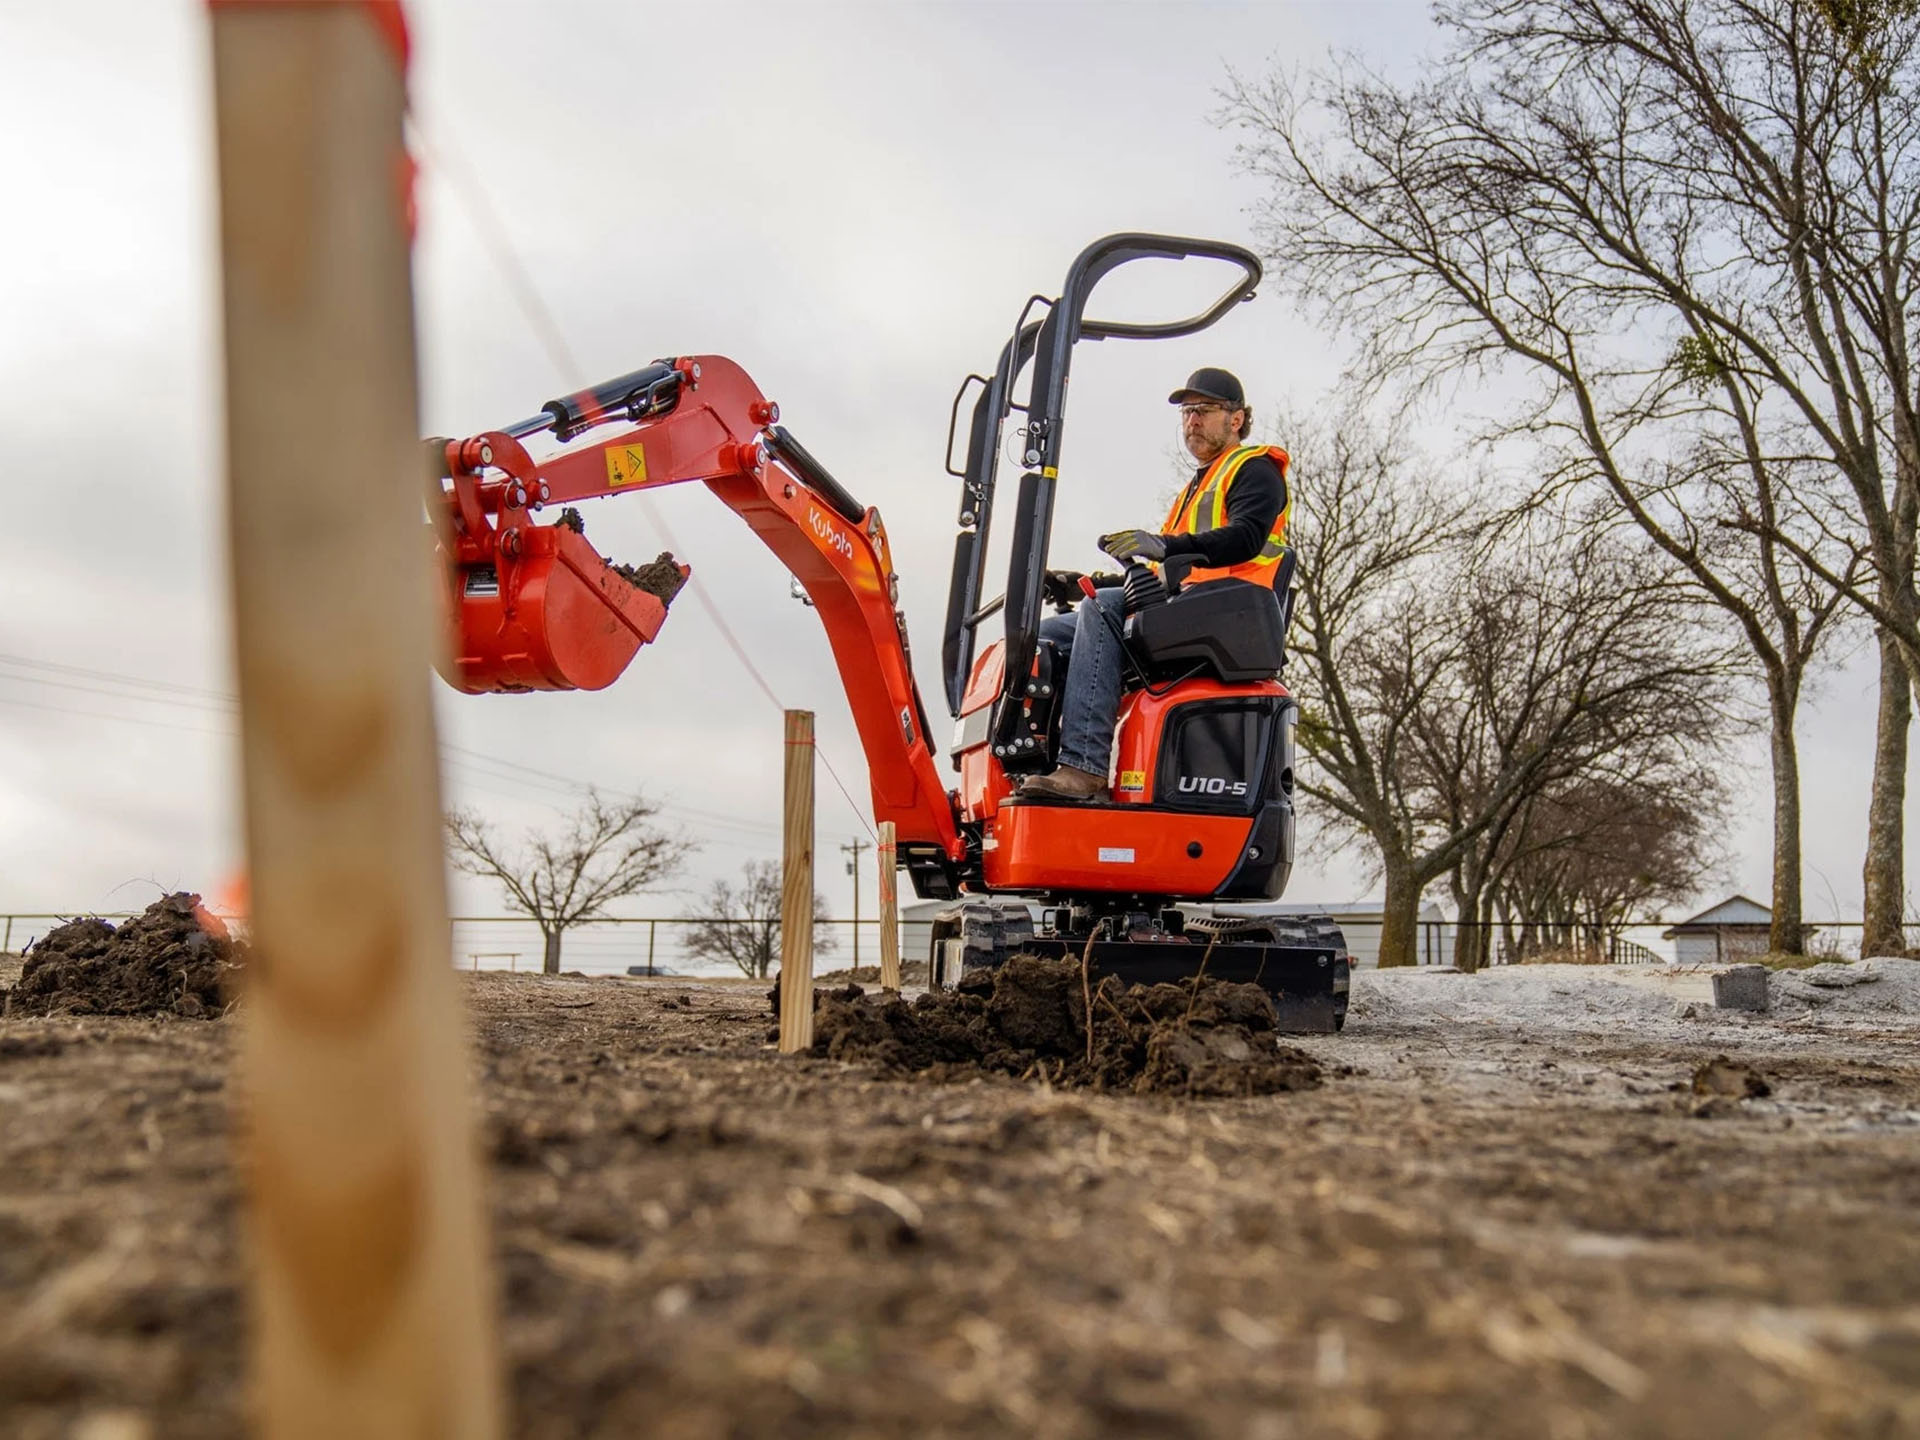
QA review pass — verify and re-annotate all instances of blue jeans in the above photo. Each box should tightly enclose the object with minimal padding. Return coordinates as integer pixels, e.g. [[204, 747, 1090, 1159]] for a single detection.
[[1037, 586, 1127, 775]]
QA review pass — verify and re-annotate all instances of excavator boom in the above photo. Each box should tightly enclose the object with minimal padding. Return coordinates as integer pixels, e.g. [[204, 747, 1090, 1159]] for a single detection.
[[429, 354, 964, 879]]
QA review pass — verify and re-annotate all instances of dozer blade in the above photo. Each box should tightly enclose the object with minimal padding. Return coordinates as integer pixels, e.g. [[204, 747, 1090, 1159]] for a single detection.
[[989, 936, 1349, 1034]]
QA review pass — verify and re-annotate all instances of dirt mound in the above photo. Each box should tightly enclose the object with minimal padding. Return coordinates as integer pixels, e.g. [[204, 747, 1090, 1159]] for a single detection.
[[1770, 958, 1920, 1019], [801, 953, 1320, 1096], [8, 894, 244, 1019], [613, 551, 687, 606], [812, 960, 931, 987]]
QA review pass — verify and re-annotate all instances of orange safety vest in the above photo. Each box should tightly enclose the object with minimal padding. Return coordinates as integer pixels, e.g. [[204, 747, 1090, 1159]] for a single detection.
[[1161, 443, 1291, 587]]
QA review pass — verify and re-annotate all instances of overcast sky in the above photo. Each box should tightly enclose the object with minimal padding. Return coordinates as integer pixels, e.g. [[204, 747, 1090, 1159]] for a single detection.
[[0, 0, 1909, 931]]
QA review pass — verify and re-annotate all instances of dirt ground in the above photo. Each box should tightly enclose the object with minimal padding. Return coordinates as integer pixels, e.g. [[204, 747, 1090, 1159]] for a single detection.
[[3, 965, 1920, 1439]]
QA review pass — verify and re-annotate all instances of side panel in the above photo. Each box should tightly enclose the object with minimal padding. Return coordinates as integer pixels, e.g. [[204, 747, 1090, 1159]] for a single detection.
[[1113, 678, 1289, 808], [980, 804, 1254, 894]]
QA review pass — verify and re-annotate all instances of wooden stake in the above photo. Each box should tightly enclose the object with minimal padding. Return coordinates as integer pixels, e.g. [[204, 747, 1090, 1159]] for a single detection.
[[210, 6, 499, 1435], [778, 710, 816, 1053], [877, 821, 901, 993]]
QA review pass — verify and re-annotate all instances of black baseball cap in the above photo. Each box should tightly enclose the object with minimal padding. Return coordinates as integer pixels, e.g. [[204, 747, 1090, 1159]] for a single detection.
[[1168, 367, 1245, 408]]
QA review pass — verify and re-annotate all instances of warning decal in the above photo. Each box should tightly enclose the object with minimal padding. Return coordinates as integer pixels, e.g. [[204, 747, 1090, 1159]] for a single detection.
[[1117, 770, 1146, 792], [605, 443, 648, 488]]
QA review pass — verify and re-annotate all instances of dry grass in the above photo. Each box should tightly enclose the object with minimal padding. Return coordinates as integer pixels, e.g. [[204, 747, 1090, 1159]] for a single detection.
[[1514, 946, 1612, 966], [1753, 950, 1853, 971]]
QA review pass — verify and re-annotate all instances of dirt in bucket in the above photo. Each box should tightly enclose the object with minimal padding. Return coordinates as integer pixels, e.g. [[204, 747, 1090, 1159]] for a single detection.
[[613, 551, 688, 606], [7, 893, 244, 1020], [789, 953, 1321, 1096]]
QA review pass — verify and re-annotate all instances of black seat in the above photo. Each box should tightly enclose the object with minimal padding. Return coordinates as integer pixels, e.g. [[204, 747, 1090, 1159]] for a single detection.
[[1270, 549, 1298, 643], [1123, 551, 1296, 686]]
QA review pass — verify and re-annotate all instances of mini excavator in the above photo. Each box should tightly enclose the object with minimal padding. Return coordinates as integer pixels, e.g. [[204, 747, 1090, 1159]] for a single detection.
[[428, 233, 1349, 1031]]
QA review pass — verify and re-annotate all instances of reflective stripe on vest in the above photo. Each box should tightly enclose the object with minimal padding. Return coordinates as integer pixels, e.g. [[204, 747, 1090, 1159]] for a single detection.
[[1161, 444, 1291, 587]]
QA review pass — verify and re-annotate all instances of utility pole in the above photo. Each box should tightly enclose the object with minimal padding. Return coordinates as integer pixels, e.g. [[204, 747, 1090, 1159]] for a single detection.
[[842, 837, 869, 969]]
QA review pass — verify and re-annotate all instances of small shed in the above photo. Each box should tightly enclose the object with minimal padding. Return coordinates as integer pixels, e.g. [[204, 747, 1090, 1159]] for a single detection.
[[1661, 895, 1772, 965]]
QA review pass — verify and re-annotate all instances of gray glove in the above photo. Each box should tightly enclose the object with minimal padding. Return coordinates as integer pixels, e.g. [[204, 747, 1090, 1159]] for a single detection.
[[1098, 529, 1167, 563]]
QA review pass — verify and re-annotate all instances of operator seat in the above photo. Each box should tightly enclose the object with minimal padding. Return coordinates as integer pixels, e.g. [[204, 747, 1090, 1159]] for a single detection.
[[1122, 549, 1296, 687]]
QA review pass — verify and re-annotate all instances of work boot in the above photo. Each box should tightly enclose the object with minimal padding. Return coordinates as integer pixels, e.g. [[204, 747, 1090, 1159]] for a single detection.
[[1017, 764, 1106, 802]]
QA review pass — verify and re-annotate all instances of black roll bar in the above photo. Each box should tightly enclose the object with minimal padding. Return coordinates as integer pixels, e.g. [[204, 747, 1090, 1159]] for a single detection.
[[937, 233, 1261, 721]]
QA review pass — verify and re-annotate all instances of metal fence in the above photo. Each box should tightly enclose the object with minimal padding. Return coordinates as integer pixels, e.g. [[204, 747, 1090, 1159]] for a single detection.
[[0, 911, 926, 980], [445, 917, 907, 979], [7, 910, 1915, 975], [1410, 919, 1920, 969]]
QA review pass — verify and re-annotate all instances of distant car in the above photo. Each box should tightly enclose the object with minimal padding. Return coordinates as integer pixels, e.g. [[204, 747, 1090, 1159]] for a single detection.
[[625, 965, 679, 977]]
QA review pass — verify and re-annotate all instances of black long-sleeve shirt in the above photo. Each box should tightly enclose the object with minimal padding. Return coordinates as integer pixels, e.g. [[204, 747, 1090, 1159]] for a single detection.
[[1158, 453, 1287, 566]]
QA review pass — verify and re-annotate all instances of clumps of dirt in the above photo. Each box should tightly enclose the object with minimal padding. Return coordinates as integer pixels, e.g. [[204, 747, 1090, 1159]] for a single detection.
[[1688, 1055, 1771, 1117], [8, 894, 244, 1020], [1691, 1055, 1770, 1098], [800, 953, 1320, 1096], [612, 551, 687, 606], [813, 960, 932, 987]]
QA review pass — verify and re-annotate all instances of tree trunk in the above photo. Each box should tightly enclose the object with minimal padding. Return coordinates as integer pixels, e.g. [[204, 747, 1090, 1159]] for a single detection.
[[1864, 628, 1912, 958], [1456, 881, 1488, 973], [1766, 682, 1805, 956], [1376, 851, 1423, 969], [542, 928, 562, 975], [1447, 869, 1474, 973]]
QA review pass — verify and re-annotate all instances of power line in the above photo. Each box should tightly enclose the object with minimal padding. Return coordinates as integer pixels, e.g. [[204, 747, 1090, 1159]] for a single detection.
[[0, 670, 236, 716], [0, 651, 236, 703], [0, 653, 785, 840], [0, 690, 237, 740]]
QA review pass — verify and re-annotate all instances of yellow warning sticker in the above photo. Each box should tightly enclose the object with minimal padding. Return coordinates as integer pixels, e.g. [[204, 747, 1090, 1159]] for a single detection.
[[1118, 769, 1146, 792], [605, 443, 648, 488]]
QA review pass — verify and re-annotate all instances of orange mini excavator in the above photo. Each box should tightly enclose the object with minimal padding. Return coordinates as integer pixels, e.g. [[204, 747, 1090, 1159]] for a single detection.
[[429, 233, 1348, 1030]]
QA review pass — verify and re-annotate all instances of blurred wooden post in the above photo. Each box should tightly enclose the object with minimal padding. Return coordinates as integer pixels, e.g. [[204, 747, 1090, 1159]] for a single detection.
[[778, 710, 816, 1052], [877, 821, 900, 992], [210, 5, 500, 1436]]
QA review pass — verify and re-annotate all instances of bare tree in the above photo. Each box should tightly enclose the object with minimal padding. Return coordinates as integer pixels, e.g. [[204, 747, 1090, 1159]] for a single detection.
[[1415, 530, 1740, 969], [682, 859, 835, 979], [1286, 403, 1737, 966], [445, 791, 691, 974], [1488, 775, 1728, 963], [1224, 6, 1885, 950]]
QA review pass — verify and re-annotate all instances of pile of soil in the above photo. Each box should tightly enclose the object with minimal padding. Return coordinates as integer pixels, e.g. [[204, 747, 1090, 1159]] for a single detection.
[[1770, 957, 1920, 1018], [800, 953, 1321, 1096], [613, 551, 687, 606], [7, 893, 244, 1020], [812, 960, 931, 987]]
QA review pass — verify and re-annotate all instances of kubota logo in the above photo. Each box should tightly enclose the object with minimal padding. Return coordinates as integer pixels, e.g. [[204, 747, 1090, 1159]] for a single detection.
[[810, 507, 853, 558], [1179, 775, 1249, 796]]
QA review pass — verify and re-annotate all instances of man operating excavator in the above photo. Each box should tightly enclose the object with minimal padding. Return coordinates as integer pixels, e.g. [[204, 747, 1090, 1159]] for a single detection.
[[1017, 366, 1292, 802]]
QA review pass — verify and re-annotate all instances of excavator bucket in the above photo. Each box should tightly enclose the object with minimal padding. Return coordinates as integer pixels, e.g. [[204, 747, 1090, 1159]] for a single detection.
[[439, 525, 687, 693]]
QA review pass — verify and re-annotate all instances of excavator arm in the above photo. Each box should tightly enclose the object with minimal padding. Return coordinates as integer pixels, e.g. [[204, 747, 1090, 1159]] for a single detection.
[[429, 354, 965, 877]]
